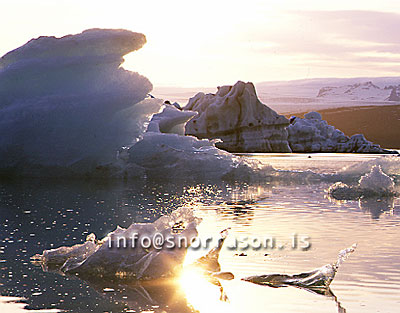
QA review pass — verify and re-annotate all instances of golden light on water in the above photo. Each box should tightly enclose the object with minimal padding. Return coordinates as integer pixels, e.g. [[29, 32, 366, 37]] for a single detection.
[[178, 267, 231, 313]]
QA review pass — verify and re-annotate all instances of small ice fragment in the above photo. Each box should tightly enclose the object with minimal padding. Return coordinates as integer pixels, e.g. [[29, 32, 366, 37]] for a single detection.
[[242, 243, 357, 290], [102, 288, 114, 292]]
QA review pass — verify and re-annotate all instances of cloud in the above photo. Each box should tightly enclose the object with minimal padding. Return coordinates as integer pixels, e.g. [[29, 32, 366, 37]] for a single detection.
[[233, 10, 400, 77]]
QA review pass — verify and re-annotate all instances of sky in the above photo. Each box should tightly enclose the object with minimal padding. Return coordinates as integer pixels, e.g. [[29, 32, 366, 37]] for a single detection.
[[1, 0, 400, 87]]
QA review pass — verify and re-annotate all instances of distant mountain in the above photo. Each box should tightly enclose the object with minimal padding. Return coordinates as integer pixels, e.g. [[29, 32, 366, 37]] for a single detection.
[[256, 77, 400, 98], [316, 81, 391, 101], [255, 77, 400, 113]]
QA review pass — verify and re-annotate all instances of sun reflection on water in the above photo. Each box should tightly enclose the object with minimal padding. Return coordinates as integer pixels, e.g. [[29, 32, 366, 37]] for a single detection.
[[178, 267, 231, 313]]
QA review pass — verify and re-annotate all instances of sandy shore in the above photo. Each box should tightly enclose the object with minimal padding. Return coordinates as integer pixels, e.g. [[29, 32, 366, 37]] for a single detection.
[[286, 105, 400, 149]]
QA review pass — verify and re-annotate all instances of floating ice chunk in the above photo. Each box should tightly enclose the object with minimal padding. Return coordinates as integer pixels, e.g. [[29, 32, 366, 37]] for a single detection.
[[328, 165, 396, 200], [147, 105, 197, 135], [242, 244, 357, 290], [31, 233, 98, 272], [31, 207, 201, 280], [327, 182, 362, 200], [358, 165, 394, 192]]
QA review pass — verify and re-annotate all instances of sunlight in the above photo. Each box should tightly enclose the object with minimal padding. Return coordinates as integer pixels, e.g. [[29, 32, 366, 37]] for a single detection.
[[178, 267, 231, 313]]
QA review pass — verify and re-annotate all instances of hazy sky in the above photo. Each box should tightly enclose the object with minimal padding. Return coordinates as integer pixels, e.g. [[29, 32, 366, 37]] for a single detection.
[[2, 0, 400, 87]]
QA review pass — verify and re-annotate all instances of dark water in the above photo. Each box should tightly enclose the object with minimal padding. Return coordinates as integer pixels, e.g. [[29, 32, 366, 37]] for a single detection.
[[1, 157, 399, 313]]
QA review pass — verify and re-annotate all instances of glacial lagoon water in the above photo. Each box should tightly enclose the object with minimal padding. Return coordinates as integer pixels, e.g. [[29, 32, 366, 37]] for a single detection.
[[1, 154, 399, 313]]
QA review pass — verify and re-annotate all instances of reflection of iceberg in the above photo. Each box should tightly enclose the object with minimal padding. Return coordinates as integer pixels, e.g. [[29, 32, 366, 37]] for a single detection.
[[359, 197, 395, 219], [32, 207, 201, 280], [76, 278, 194, 313], [242, 244, 357, 290]]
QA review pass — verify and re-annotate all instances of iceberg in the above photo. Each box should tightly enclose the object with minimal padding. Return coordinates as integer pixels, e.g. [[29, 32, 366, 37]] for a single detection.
[[288, 112, 390, 153], [0, 28, 162, 175], [182, 82, 390, 154], [184, 81, 291, 153]]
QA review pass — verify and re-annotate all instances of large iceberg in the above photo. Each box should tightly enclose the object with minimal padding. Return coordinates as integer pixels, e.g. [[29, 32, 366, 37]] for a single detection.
[[0, 29, 162, 175], [184, 81, 291, 153], [288, 112, 390, 153]]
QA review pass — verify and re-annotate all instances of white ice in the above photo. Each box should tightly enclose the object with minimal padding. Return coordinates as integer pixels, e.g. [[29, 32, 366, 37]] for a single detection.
[[0, 29, 161, 173], [288, 112, 387, 153]]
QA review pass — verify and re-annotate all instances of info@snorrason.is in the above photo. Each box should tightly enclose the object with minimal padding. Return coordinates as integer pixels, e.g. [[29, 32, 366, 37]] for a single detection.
[[107, 233, 311, 251]]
